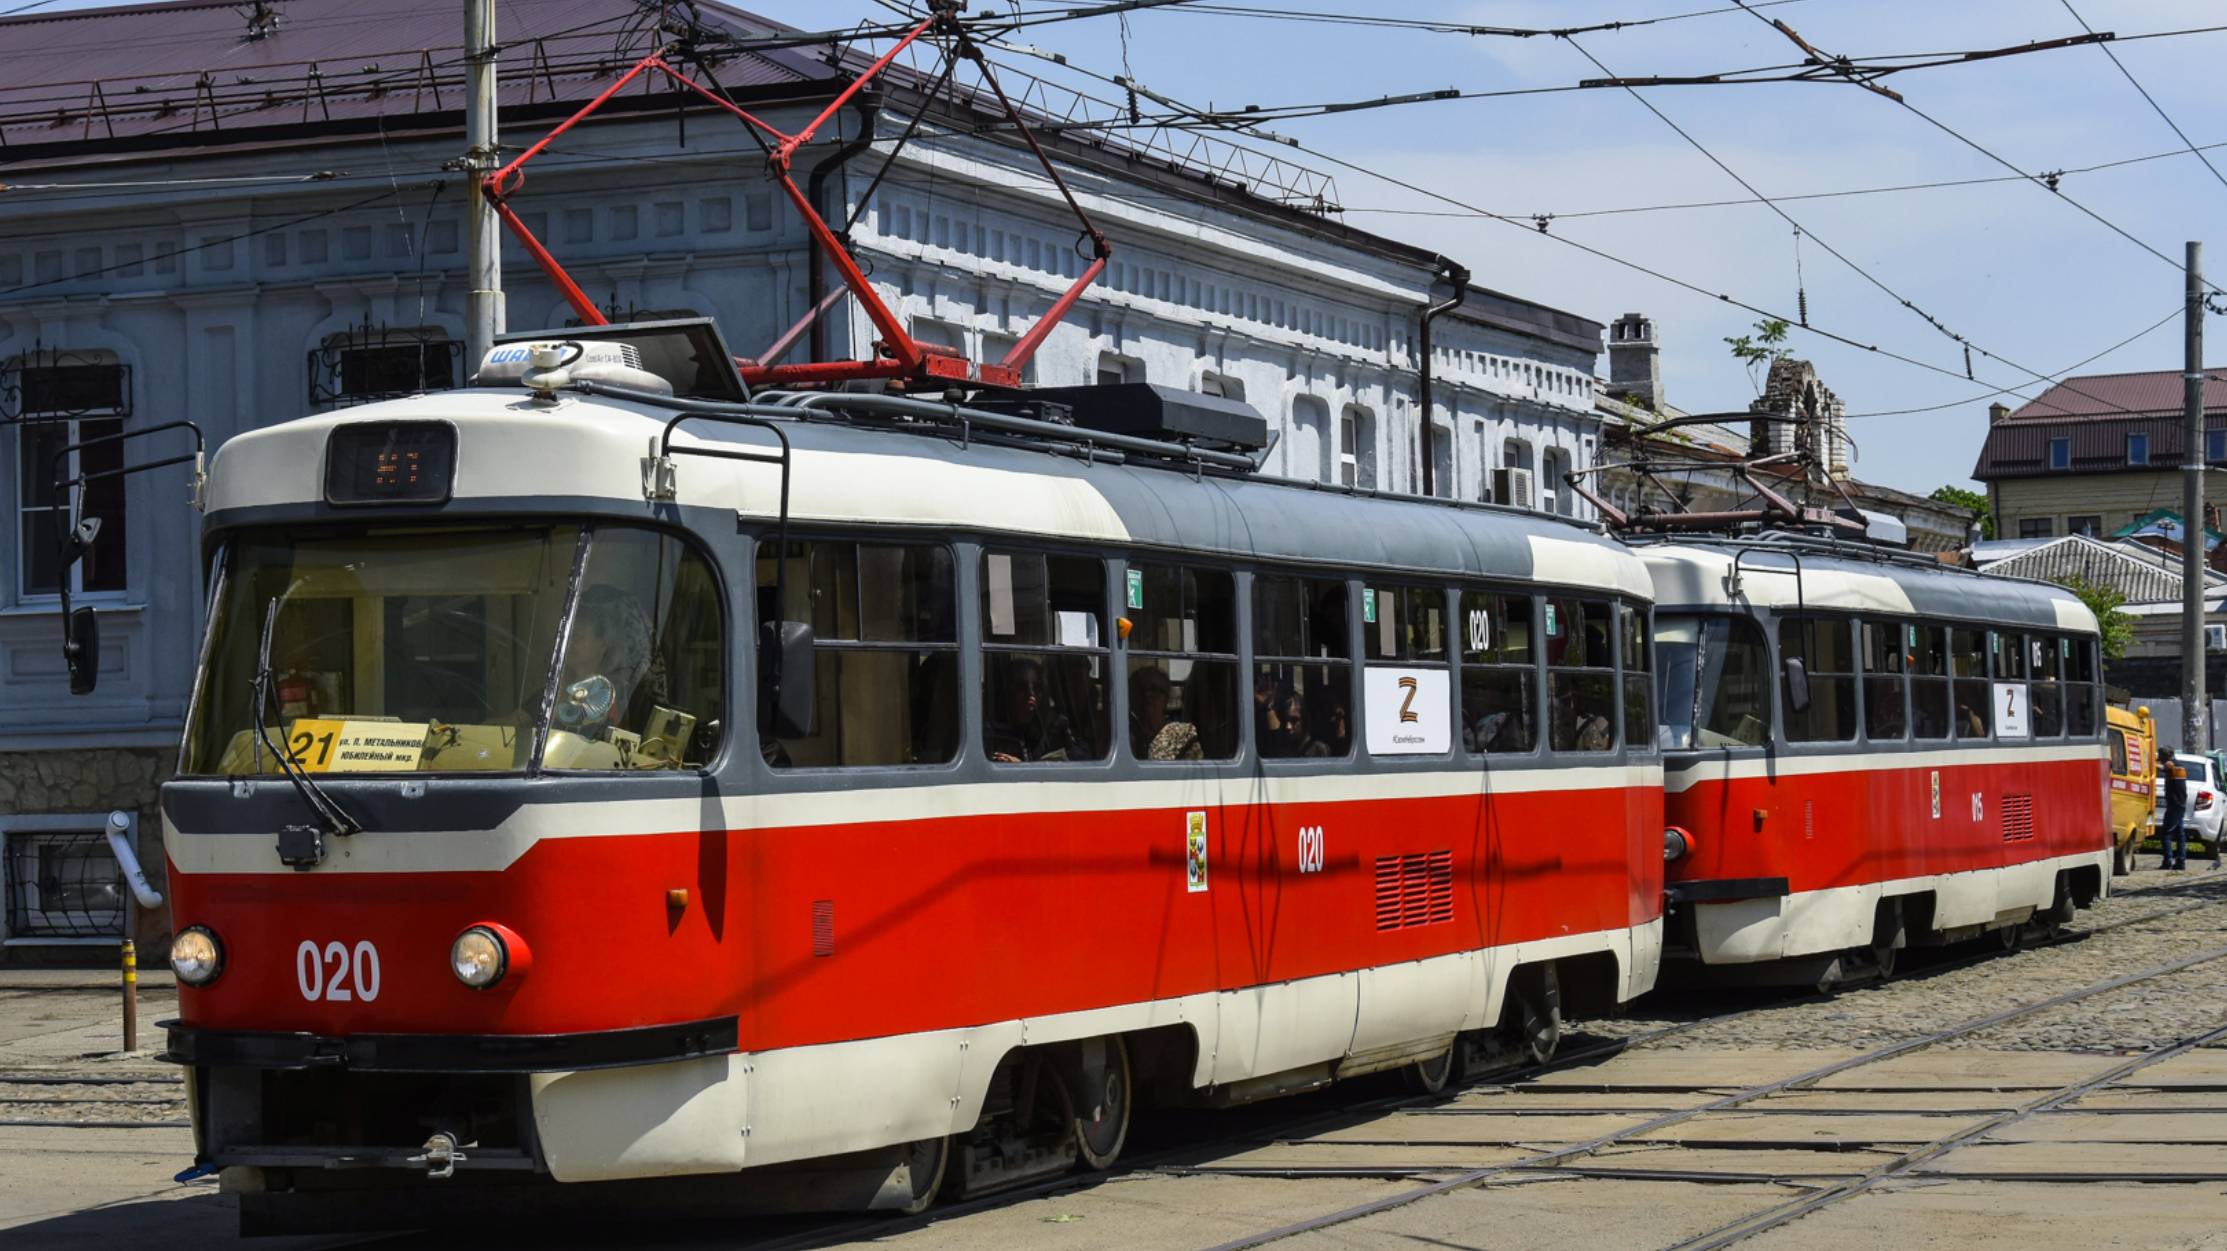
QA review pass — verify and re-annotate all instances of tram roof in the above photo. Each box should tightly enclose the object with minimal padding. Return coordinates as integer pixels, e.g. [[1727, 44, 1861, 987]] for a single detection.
[[1637, 537, 2099, 636], [204, 388, 1652, 599]]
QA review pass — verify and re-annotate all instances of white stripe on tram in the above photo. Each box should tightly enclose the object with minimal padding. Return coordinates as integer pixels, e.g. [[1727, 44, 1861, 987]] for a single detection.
[[167, 762, 1666, 875], [1664, 742, 2104, 794]]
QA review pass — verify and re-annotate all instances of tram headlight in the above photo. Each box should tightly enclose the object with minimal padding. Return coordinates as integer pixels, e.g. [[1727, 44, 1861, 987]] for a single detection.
[[170, 926, 224, 986], [450, 926, 509, 989], [1663, 827, 1693, 863]]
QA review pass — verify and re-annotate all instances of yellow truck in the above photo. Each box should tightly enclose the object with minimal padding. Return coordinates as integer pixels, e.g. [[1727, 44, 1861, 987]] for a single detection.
[[2107, 704, 2157, 875]]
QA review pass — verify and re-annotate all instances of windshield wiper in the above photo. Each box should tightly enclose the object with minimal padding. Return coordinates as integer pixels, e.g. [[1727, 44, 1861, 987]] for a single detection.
[[251, 597, 360, 868]]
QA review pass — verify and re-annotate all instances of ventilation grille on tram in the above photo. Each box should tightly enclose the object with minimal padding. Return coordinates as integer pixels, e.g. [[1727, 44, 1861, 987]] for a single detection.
[[2001, 794, 2035, 843], [1375, 851, 1454, 931]]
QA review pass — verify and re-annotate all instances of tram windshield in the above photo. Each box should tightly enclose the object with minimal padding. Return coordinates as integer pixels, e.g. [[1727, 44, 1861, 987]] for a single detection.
[[1654, 614, 1771, 750], [183, 523, 725, 775]]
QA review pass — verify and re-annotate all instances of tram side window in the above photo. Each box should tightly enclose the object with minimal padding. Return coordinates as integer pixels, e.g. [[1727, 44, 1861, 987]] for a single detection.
[[1655, 615, 1770, 749], [1461, 592, 1536, 753], [1952, 627, 1992, 738], [1862, 620, 1908, 742], [1365, 585, 1447, 663], [2067, 636, 2102, 736], [1620, 604, 1654, 751], [1128, 563, 1240, 761], [757, 541, 959, 768], [549, 527, 728, 770], [1254, 575, 1352, 758], [1546, 597, 1616, 752], [1911, 624, 1952, 739], [1992, 630, 2033, 739], [2031, 634, 2064, 738], [981, 551, 1110, 763], [1780, 616, 1856, 742]]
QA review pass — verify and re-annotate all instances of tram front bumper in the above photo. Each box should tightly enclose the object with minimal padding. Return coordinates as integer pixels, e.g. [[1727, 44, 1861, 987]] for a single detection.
[[167, 1017, 749, 1184], [160, 1015, 738, 1073]]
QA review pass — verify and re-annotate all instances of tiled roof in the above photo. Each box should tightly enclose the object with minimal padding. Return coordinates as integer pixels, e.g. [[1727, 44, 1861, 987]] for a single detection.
[[1974, 366, 2227, 479], [1977, 533, 2219, 605], [2005, 368, 2227, 421], [0, 0, 831, 159]]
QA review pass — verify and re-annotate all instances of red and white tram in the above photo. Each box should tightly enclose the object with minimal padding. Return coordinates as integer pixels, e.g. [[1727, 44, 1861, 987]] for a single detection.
[[142, 322, 1668, 1228], [1641, 534, 2111, 985]]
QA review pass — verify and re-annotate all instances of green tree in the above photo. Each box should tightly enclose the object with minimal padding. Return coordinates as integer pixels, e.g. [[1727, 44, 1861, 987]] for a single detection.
[[2058, 574, 2134, 661], [1723, 317, 1792, 393], [1929, 484, 1994, 540]]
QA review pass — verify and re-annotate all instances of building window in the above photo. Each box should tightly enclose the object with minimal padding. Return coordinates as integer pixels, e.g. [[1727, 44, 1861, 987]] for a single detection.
[[3, 817, 132, 942], [1339, 404, 1375, 488], [2210, 429, 2225, 464], [1542, 447, 1573, 516], [2048, 437, 2071, 471], [908, 318, 965, 354], [2127, 432, 2149, 466], [2019, 518, 2055, 539], [9, 348, 131, 598], [981, 332, 1038, 386], [307, 326, 461, 410], [2068, 514, 2102, 537], [1096, 351, 1144, 387]]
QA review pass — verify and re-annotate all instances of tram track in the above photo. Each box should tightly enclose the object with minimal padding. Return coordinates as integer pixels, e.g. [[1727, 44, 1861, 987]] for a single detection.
[[1186, 935, 2227, 1250]]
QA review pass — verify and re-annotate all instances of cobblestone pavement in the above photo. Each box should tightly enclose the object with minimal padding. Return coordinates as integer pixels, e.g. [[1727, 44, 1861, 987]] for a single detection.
[[1595, 870, 2227, 1055]]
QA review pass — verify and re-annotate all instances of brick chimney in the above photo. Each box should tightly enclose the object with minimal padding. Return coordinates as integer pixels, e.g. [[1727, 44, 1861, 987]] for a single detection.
[[1989, 401, 2011, 424], [1606, 313, 1661, 410]]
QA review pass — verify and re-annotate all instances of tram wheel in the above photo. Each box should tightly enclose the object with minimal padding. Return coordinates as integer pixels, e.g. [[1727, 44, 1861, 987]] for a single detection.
[[1071, 1036, 1132, 1171], [2112, 839, 2131, 877], [1996, 922, 2024, 953], [1508, 964, 1562, 1066], [1869, 941, 1898, 982], [1402, 1044, 1461, 1096], [893, 1136, 950, 1216]]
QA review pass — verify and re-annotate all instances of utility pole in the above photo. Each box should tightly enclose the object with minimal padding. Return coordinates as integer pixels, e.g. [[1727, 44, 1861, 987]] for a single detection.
[[2182, 241, 2207, 754], [464, 0, 504, 365]]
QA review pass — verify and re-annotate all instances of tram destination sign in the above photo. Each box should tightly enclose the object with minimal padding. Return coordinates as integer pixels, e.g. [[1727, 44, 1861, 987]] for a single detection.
[[324, 420, 457, 506]]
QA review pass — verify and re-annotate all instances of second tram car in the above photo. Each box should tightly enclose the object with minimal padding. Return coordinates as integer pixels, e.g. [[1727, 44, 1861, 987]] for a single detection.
[[1642, 535, 2111, 985], [149, 324, 1668, 1228]]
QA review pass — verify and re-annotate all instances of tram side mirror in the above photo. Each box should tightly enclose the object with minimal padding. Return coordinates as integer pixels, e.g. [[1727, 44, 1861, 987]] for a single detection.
[[1783, 657, 1811, 715], [759, 620, 816, 739], [64, 606, 100, 696]]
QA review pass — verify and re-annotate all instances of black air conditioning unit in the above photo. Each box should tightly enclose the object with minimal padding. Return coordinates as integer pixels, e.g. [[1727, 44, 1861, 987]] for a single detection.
[[1025, 383, 1268, 453]]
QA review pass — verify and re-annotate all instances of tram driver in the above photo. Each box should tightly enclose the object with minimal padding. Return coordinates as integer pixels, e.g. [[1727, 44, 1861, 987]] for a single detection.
[[553, 584, 660, 742]]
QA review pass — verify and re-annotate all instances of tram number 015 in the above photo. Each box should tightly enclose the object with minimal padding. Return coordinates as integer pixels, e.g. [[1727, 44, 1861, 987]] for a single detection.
[[1296, 825, 1326, 874], [296, 940, 381, 1003]]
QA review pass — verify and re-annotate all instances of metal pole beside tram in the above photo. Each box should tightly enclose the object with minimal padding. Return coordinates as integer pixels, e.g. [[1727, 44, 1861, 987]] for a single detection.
[[2184, 241, 2208, 755], [464, 0, 504, 365]]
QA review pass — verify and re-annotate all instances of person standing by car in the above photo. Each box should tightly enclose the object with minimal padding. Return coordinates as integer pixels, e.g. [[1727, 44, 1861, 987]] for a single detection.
[[2160, 747, 2190, 871]]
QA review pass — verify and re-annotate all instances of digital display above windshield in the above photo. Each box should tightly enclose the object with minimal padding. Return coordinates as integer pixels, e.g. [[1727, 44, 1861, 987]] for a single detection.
[[324, 421, 456, 506]]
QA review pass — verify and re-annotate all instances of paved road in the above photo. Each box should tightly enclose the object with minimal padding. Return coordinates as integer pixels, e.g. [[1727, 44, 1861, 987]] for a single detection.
[[4, 870, 2223, 1250]]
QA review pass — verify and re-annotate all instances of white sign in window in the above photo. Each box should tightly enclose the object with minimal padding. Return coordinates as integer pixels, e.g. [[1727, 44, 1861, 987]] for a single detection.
[[1363, 667, 1450, 755], [1993, 681, 2030, 739]]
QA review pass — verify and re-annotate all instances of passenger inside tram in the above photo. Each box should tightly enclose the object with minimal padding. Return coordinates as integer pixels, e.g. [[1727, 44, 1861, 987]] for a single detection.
[[1129, 664, 1204, 760], [984, 657, 1080, 762]]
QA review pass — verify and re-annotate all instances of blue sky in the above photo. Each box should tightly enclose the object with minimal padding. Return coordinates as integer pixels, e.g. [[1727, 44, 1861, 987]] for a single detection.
[[748, 0, 2227, 494], [28, 0, 2227, 494]]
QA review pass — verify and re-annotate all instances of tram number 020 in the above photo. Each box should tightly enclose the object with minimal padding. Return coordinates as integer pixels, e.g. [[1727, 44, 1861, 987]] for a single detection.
[[1296, 825, 1326, 874], [296, 940, 381, 1003]]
